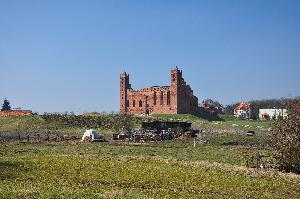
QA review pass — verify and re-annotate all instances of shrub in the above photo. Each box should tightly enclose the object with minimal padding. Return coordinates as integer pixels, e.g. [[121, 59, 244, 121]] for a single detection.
[[1, 98, 11, 111], [40, 113, 140, 132], [272, 99, 300, 172], [114, 113, 134, 133]]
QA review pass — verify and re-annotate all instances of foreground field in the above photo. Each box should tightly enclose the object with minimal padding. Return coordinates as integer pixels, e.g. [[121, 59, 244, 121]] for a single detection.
[[0, 115, 296, 198], [1, 135, 300, 198]]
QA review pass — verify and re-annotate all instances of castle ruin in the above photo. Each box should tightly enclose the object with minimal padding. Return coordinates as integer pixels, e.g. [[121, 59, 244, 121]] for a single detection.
[[120, 67, 200, 115]]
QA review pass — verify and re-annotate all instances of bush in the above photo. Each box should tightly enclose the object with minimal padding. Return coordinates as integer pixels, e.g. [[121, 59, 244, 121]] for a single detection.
[[40, 113, 140, 131], [1, 98, 11, 111], [114, 113, 134, 133], [272, 99, 300, 172]]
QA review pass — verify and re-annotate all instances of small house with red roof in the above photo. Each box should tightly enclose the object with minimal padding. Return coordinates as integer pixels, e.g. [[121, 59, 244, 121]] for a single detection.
[[234, 102, 251, 119]]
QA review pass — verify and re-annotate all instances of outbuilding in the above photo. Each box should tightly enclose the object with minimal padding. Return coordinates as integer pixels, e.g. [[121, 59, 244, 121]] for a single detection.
[[259, 109, 287, 120]]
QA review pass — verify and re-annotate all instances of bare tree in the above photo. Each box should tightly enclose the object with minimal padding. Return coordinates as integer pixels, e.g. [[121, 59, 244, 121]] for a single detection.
[[114, 113, 134, 134], [272, 98, 300, 172]]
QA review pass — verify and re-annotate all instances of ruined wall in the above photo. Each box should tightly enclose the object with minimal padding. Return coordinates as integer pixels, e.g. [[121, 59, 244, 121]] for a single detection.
[[120, 67, 199, 115], [0, 110, 33, 117], [120, 72, 131, 113], [170, 68, 199, 114], [126, 86, 176, 115]]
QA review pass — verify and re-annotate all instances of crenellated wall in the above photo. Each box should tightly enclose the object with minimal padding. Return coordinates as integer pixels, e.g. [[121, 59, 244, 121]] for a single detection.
[[120, 67, 200, 115]]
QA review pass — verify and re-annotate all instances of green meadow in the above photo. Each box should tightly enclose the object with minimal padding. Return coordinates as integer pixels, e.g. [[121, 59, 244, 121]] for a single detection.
[[0, 115, 299, 198]]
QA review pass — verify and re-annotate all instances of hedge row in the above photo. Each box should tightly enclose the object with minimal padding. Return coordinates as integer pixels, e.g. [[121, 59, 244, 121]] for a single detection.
[[41, 114, 142, 130]]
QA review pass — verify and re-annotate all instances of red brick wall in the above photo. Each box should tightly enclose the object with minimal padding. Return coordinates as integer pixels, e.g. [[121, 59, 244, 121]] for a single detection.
[[126, 87, 177, 115], [0, 110, 33, 117], [120, 68, 200, 115]]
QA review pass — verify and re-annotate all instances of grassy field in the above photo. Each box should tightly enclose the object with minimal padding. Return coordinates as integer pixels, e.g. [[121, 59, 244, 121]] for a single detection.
[[1, 134, 300, 198], [192, 119, 272, 133], [0, 114, 273, 138], [138, 114, 272, 133], [0, 116, 114, 137], [1, 115, 297, 198]]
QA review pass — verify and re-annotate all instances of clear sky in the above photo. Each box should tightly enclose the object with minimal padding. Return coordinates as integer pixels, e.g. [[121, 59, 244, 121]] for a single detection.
[[0, 0, 299, 113]]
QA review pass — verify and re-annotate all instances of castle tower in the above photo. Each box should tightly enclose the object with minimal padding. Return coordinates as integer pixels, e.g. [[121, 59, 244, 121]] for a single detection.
[[120, 72, 130, 113], [170, 67, 183, 114]]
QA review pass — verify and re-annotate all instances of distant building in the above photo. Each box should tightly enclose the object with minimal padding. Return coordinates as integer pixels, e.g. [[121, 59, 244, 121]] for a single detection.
[[259, 109, 287, 120], [120, 67, 200, 115], [0, 110, 33, 117], [234, 102, 251, 119], [199, 102, 223, 115]]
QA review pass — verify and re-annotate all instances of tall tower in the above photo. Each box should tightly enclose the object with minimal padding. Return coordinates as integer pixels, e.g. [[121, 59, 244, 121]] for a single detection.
[[170, 67, 183, 113], [120, 72, 130, 113]]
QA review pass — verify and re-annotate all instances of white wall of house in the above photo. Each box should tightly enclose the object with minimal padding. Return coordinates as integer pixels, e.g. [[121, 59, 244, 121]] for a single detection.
[[234, 109, 250, 119], [259, 109, 287, 120]]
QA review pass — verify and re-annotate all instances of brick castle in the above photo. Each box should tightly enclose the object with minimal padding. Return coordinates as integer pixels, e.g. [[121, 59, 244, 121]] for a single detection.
[[120, 67, 200, 115]]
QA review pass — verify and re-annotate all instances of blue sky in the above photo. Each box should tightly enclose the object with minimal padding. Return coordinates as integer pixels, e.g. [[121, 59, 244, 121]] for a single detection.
[[0, 0, 299, 113]]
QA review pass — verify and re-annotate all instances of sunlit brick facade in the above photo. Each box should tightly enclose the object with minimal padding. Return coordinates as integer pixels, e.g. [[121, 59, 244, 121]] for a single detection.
[[120, 67, 199, 115]]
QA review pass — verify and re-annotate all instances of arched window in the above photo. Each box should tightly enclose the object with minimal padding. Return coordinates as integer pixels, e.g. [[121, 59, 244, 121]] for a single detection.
[[133, 100, 136, 107], [139, 100, 142, 107], [160, 91, 163, 105], [167, 91, 171, 105], [153, 92, 157, 105]]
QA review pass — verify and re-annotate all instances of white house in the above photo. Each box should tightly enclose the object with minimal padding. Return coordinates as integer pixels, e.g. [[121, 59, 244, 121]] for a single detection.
[[259, 109, 287, 120], [234, 102, 251, 119]]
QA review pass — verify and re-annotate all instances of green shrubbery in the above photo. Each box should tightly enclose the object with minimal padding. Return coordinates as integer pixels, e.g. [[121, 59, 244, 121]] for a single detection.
[[1, 98, 11, 111], [41, 113, 140, 132]]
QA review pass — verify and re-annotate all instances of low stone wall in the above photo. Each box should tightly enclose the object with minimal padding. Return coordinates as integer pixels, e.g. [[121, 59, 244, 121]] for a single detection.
[[0, 110, 32, 116]]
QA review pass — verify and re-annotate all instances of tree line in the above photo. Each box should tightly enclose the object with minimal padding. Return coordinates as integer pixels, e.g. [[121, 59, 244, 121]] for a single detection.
[[202, 97, 298, 119]]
